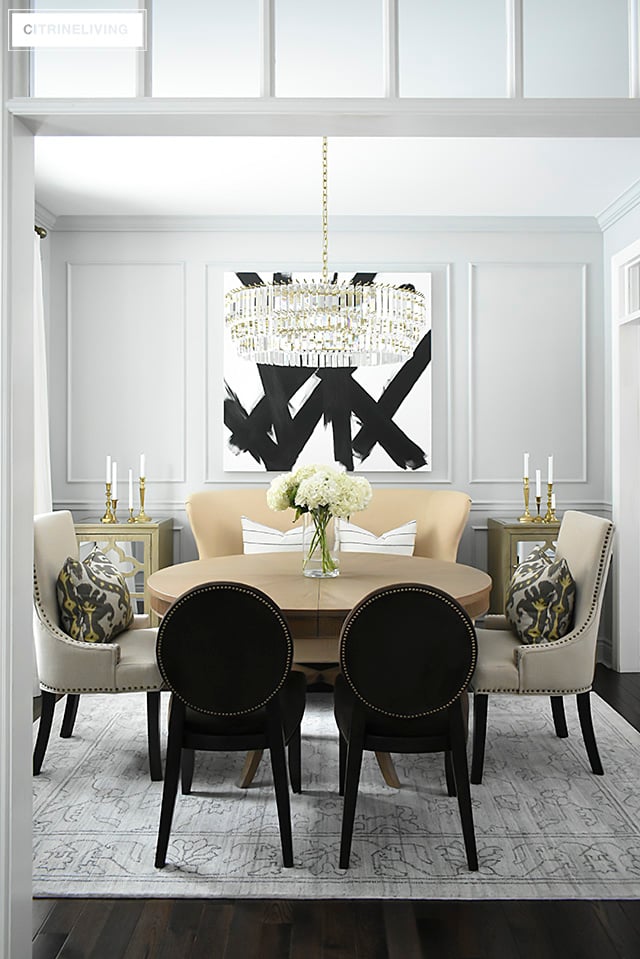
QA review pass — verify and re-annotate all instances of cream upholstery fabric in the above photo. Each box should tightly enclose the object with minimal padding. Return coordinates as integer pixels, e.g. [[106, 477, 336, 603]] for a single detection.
[[471, 511, 614, 696], [33, 511, 164, 695], [186, 488, 471, 562]]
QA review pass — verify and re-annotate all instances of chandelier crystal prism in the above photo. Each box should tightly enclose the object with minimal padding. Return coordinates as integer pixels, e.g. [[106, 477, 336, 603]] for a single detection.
[[225, 138, 428, 367]]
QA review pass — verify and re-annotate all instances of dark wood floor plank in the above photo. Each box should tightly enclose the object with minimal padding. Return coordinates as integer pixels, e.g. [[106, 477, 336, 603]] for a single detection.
[[590, 901, 640, 959], [500, 901, 562, 959], [32, 932, 67, 959], [57, 899, 115, 959], [85, 899, 146, 959], [222, 901, 267, 959], [121, 899, 173, 959], [321, 900, 357, 958], [258, 921, 292, 958], [537, 900, 632, 959], [155, 900, 205, 959], [288, 901, 324, 959], [383, 902, 422, 959], [188, 900, 234, 959], [352, 900, 388, 959], [33, 898, 58, 938]]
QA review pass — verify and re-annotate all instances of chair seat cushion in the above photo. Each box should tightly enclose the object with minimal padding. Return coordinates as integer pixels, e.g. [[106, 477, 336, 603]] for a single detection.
[[469, 627, 521, 693], [57, 546, 133, 643], [115, 627, 164, 691], [334, 673, 463, 740], [183, 668, 306, 743], [505, 545, 576, 644]]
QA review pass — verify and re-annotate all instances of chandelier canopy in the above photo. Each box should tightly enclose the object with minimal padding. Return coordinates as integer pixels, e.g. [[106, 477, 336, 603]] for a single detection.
[[225, 139, 428, 368]]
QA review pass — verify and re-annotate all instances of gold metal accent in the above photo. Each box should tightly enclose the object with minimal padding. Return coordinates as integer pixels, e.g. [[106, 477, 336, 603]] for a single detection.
[[135, 476, 152, 523], [101, 482, 116, 524], [322, 136, 328, 283], [111, 499, 118, 523], [34, 225, 47, 239], [127, 507, 136, 524], [518, 477, 533, 522], [532, 495, 544, 522], [543, 482, 556, 523]]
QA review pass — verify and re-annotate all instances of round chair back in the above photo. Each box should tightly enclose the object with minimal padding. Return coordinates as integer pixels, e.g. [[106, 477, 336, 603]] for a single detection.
[[156, 581, 293, 716], [339, 583, 477, 718]]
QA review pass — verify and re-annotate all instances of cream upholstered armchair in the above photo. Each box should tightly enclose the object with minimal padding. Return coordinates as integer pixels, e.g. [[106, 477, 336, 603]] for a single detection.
[[185, 487, 471, 562], [470, 510, 614, 783], [33, 511, 165, 779]]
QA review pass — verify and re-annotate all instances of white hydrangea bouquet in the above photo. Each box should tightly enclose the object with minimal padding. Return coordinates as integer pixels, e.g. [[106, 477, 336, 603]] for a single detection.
[[267, 464, 372, 577]]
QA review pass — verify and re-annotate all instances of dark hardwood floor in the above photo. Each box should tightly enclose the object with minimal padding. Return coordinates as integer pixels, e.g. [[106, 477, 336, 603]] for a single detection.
[[32, 665, 640, 959]]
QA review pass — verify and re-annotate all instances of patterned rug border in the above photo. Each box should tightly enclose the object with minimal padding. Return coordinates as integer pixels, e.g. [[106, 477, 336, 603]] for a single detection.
[[33, 691, 640, 900]]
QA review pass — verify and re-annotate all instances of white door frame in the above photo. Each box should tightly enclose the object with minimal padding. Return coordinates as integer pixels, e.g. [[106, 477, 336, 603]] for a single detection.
[[611, 237, 640, 672]]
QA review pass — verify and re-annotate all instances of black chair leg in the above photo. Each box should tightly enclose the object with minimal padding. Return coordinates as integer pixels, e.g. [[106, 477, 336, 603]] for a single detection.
[[287, 727, 302, 794], [577, 691, 604, 775], [444, 751, 456, 797], [60, 694, 80, 738], [146, 691, 163, 781], [470, 693, 488, 784], [550, 696, 568, 738], [338, 732, 347, 796], [181, 748, 195, 794], [339, 716, 365, 870], [155, 699, 183, 868], [33, 690, 56, 775], [267, 707, 294, 868], [450, 703, 478, 871]]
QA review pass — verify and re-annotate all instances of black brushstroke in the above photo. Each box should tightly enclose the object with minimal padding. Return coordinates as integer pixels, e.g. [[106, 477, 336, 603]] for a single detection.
[[348, 378, 427, 470], [318, 369, 355, 471], [352, 332, 431, 461], [224, 385, 278, 467]]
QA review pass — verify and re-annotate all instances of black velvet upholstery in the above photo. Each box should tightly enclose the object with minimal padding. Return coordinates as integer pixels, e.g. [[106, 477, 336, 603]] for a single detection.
[[154, 582, 306, 869], [335, 583, 479, 871]]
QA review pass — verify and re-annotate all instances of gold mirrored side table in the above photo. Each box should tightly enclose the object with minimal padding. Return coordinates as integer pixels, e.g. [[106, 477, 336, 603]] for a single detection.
[[487, 516, 561, 614]]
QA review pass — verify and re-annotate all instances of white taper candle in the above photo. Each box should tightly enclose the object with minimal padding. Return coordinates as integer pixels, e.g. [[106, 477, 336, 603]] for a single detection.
[[140, 453, 145, 478], [535, 469, 541, 497], [523, 452, 529, 478], [111, 461, 118, 501], [548, 455, 553, 485], [106, 454, 111, 485]]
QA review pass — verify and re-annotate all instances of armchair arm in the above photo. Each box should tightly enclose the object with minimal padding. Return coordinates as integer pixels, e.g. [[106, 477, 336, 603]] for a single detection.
[[516, 620, 598, 694], [478, 614, 510, 630], [33, 606, 120, 693], [131, 613, 151, 629]]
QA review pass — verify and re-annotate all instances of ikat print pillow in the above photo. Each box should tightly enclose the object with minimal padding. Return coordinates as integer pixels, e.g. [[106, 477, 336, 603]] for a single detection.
[[56, 546, 134, 643], [505, 545, 576, 645]]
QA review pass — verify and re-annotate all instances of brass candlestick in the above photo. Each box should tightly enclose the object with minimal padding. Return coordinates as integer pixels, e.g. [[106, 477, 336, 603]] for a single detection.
[[101, 482, 116, 523], [533, 494, 544, 522], [135, 476, 152, 523], [127, 507, 136, 524], [519, 477, 533, 522], [111, 498, 118, 523], [543, 482, 556, 523]]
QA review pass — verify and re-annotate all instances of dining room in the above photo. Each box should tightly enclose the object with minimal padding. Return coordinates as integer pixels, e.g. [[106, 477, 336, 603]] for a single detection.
[[3, 1, 640, 956]]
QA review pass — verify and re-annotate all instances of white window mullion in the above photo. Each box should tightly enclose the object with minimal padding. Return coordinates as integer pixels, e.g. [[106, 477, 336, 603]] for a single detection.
[[136, 0, 153, 97], [629, 0, 639, 97], [383, 0, 399, 98], [260, 0, 276, 97], [506, 0, 523, 98]]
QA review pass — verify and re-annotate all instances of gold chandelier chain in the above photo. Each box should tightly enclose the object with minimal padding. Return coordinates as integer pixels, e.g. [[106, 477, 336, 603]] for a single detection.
[[322, 136, 328, 283]]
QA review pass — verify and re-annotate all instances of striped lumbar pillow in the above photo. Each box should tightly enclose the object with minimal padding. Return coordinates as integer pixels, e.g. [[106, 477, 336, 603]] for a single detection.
[[339, 519, 417, 556], [241, 516, 304, 553]]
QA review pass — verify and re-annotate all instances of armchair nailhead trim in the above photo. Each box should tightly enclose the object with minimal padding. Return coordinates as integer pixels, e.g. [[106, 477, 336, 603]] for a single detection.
[[40, 683, 165, 694], [340, 584, 477, 718], [156, 581, 293, 717]]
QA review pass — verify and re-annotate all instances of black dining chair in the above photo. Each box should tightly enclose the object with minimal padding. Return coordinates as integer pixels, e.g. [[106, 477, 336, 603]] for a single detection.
[[334, 583, 479, 871], [154, 581, 306, 869]]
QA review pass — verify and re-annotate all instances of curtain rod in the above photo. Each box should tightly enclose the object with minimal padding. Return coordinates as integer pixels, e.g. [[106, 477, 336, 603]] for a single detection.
[[34, 225, 47, 238]]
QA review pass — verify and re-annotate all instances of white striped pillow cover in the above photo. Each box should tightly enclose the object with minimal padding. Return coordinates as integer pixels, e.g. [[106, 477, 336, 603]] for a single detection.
[[339, 520, 417, 556], [241, 516, 304, 553]]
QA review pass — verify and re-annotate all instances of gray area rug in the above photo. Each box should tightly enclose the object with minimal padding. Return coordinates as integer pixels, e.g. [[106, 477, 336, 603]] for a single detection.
[[33, 691, 640, 899]]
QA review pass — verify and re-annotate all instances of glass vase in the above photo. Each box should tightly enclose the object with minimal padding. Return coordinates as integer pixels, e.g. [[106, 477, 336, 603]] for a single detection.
[[302, 512, 340, 578]]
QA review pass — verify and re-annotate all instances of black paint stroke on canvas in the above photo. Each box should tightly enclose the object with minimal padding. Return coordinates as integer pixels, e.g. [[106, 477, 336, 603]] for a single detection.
[[224, 272, 431, 472]]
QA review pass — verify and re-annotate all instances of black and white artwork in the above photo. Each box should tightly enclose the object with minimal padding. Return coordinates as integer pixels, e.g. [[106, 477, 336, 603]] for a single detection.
[[223, 271, 432, 473]]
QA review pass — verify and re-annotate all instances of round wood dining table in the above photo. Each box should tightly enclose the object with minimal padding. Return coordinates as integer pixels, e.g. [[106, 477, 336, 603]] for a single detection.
[[149, 551, 491, 790], [148, 550, 492, 664]]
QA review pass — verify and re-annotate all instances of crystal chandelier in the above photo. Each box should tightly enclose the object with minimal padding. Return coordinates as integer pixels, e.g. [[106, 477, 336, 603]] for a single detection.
[[225, 138, 428, 368]]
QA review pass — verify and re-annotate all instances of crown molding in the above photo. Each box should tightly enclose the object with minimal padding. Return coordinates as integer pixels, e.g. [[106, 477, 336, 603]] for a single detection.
[[47, 214, 601, 235], [34, 202, 57, 231], [598, 177, 640, 231]]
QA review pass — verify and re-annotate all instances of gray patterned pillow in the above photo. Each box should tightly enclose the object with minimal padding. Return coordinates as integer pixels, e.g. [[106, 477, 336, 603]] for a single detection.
[[505, 545, 576, 645], [56, 546, 133, 643]]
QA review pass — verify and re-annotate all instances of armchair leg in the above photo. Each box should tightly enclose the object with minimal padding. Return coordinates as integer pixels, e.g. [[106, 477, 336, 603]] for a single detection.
[[339, 715, 365, 870], [444, 751, 456, 797], [146, 691, 163, 782], [155, 700, 183, 868], [267, 707, 294, 868], [60, 694, 80, 738], [577, 691, 604, 775], [338, 732, 346, 797], [287, 727, 302, 794], [470, 693, 488, 785], [550, 696, 568, 738], [33, 690, 56, 775]]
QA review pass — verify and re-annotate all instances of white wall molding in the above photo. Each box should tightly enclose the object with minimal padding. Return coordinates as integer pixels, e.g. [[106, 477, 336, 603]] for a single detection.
[[598, 176, 640, 231], [49, 214, 601, 235], [34, 201, 56, 231]]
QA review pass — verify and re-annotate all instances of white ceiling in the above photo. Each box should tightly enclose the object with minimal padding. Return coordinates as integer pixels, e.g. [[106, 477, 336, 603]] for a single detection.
[[34, 136, 640, 219]]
